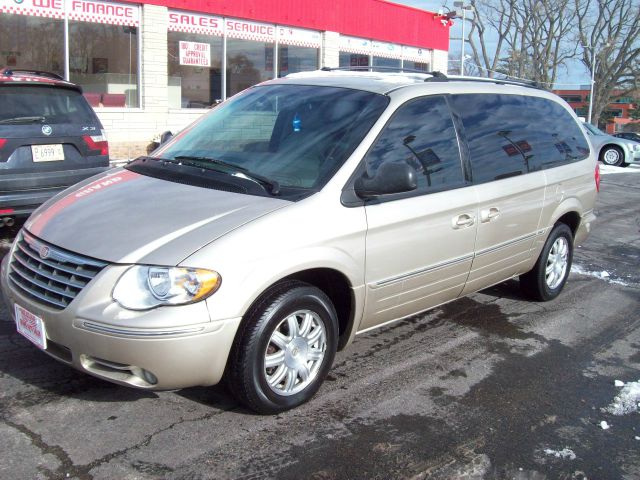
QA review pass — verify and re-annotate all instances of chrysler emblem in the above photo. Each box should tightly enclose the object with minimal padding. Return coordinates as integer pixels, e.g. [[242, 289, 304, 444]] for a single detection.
[[39, 245, 50, 260], [42, 125, 52, 136]]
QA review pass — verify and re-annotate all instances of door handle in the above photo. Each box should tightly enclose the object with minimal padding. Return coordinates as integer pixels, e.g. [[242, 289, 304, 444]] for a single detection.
[[452, 213, 475, 229], [480, 207, 501, 223]]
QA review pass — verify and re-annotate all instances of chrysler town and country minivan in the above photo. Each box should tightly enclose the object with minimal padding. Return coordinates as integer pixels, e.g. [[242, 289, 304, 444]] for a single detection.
[[1, 71, 598, 413]]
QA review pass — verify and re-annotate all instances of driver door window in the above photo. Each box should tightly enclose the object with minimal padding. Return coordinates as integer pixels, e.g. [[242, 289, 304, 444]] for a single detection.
[[364, 96, 466, 198]]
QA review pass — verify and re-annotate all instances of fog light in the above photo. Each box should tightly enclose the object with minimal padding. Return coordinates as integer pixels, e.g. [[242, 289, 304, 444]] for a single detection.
[[141, 369, 158, 385]]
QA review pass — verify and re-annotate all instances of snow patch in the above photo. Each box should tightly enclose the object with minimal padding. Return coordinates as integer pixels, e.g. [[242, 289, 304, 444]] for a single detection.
[[543, 448, 576, 460], [571, 264, 630, 286], [599, 164, 640, 175], [615, 380, 625, 387], [604, 379, 640, 416], [600, 421, 610, 430]]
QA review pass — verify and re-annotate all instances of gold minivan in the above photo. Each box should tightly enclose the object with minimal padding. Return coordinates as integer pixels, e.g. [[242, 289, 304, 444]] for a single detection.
[[1, 71, 598, 413]]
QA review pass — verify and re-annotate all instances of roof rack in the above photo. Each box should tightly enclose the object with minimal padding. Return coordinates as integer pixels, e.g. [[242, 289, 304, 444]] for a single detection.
[[0, 68, 64, 81], [308, 67, 543, 90], [320, 66, 447, 78], [438, 75, 543, 89]]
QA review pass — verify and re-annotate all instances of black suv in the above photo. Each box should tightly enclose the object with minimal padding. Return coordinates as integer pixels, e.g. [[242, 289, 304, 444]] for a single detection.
[[0, 69, 109, 226]]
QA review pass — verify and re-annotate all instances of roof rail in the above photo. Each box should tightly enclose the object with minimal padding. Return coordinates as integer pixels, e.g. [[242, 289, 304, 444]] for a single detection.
[[0, 68, 64, 81], [320, 66, 447, 78], [441, 75, 544, 89]]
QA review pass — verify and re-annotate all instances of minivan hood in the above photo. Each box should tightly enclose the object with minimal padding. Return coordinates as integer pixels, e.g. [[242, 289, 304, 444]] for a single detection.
[[24, 169, 290, 265]]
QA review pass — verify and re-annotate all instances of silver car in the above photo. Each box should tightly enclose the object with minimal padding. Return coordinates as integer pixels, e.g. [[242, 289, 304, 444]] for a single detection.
[[582, 122, 640, 167], [1, 72, 598, 413]]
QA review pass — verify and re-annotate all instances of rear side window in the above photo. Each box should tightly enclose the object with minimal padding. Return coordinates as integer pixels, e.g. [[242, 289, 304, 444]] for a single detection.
[[364, 96, 465, 196], [450, 94, 590, 184], [0, 86, 96, 125]]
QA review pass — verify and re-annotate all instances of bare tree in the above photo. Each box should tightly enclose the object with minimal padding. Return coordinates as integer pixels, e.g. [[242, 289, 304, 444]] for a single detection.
[[465, 0, 518, 78], [512, 0, 577, 85], [465, 0, 577, 86], [575, 0, 640, 125]]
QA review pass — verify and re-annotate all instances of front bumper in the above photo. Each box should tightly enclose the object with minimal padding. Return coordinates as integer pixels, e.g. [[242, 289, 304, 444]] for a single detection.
[[1, 253, 241, 390]]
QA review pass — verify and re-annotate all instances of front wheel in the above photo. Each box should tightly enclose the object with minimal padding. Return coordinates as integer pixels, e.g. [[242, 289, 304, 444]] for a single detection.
[[226, 281, 338, 414], [520, 223, 573, 301], [600, 145, 625, 167]]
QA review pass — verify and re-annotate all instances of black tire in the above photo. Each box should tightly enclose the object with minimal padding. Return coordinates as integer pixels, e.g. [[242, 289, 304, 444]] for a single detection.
[[600, 145, 625, 167], [520, 223, 573, 301], [226, 281, 338, 414]]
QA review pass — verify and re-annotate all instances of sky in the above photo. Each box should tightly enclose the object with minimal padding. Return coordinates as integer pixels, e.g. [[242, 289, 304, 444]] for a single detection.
[[391, 0, 592, 89]]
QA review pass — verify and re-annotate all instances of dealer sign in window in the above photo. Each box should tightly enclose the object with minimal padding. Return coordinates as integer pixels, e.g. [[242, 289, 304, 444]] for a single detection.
[[179, 41, 211, 67]]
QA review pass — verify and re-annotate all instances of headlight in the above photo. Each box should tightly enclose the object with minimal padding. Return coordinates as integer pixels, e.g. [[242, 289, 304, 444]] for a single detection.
[[112, 265, 221, 310]]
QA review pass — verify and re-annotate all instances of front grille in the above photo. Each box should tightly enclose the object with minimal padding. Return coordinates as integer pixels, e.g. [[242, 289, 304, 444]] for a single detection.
[[8, 231, 108, 310]]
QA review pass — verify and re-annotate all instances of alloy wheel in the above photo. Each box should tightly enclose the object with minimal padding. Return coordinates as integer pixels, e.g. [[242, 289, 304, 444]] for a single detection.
[[263, 309, 327, 396]]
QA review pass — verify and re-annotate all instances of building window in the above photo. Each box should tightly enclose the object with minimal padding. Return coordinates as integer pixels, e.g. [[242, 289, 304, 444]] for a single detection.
[[227, 39, 274, 97], [403, 61, 430, 72], [168, 33, 223, 108], [69, 21, 139, 108], [561, 95, 584, 103], [372, 56, 401, 71], [0, 14, 64, 76], [277, 45, 318, 77], [339, 52, 369, 68], [276, 26, 320, 77], [604, 108, 623, 118]]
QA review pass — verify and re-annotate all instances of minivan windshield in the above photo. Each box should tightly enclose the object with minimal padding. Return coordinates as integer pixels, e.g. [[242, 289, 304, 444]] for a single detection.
[[155, 84, 389, 195], [0, 86, 96, 125]]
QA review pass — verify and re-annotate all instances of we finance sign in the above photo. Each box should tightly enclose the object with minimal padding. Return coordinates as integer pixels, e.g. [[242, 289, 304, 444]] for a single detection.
[[0, 0, 139, 25]]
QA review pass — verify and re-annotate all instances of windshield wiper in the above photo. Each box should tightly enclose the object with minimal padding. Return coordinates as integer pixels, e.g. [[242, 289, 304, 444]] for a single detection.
[[170, 155, 280, 195], [0, 115, 46, 125]]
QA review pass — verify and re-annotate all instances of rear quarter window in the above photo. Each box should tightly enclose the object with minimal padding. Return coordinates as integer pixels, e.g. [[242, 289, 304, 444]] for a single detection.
[[0, 86, 97, 124], [450, 93, 590, 184]]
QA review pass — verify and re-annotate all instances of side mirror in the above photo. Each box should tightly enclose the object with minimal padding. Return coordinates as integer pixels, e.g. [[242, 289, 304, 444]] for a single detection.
[[159, 131, 173, 144], [354, 162, 417, 199]]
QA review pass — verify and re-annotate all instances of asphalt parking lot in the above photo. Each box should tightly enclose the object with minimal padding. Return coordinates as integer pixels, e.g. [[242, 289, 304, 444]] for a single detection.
[[1, 164, 639, 480]]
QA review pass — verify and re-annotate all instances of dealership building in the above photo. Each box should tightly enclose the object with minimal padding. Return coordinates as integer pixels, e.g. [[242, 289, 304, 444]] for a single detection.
[[0, 0, 450, 159]]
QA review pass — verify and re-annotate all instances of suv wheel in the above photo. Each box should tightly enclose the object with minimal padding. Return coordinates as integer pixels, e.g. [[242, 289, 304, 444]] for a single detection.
[[520, 223, 573, 301], [227, 281, 338, 414], [600, 145, 625, 167]]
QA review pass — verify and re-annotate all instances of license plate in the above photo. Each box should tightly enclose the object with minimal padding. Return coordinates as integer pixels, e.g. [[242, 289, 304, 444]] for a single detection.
[[32, 144, 65, 162], [15, 304, 47, 350]]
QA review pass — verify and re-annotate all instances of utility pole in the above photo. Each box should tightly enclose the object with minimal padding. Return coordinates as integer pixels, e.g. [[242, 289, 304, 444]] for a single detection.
[[453, 1, 472, 76], [583, 43, 609, 125], [587, 46, 596, 124]]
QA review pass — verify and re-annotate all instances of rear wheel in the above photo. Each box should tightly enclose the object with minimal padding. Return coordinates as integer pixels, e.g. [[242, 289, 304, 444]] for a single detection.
[[520, 223, 573, 301], [600, 145, 624, 167], [226, 281, 338, 414]]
